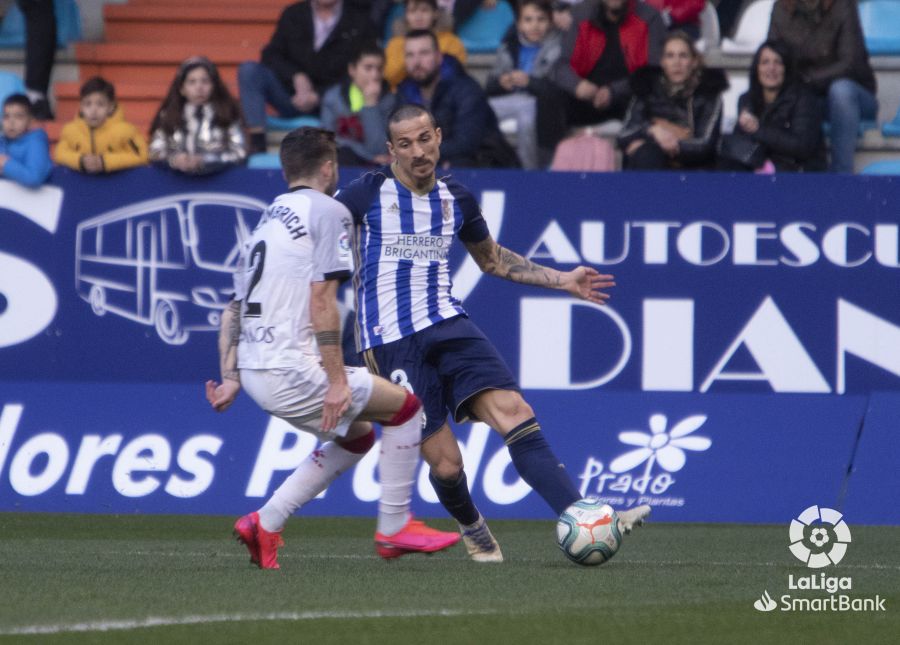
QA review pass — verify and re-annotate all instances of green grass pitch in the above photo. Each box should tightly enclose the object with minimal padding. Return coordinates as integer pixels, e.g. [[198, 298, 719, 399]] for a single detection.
[[0, 514, 897, 644]]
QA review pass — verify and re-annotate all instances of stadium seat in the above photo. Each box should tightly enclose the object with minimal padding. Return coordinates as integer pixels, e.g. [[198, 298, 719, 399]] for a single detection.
[[720, 0, 774, 55], [882, 107, 900, 137], [696, 1, 721, 53], [265, 115, 321, 131], [0, 70, 25, 105], [247, 152, 282, 169], [0, 0, 82, 48], [859, 0, 900, 55], [860, 159, 900, 175], [457, 0, 515, 54]]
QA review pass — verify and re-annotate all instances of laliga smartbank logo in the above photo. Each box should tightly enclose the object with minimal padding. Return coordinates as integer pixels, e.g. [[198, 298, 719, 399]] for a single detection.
[[753, 505, 886, 613], [789, 505, 851, 568]]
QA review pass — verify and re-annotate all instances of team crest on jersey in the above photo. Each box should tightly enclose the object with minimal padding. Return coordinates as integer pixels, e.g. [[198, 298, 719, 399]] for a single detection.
[[338, 231, 351, 258], [442, 199, 452, 221]]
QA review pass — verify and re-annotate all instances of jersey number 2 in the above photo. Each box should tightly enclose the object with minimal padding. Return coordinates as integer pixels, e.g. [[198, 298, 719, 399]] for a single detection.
[[244, 241, 266, 317]]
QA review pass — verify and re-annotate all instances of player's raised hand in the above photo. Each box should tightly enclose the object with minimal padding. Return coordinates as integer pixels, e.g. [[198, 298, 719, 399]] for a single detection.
[[322, 383, 352, 432], [563, 266, 615, 304], [206, 379, 241, 412]]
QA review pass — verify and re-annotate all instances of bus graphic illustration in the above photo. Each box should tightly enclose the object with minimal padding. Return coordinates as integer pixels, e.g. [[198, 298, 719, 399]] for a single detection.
[[75, 193, 266, 345]]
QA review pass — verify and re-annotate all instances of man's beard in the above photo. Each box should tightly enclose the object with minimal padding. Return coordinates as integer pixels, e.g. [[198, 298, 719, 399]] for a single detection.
[[414, 67, 440, 87]]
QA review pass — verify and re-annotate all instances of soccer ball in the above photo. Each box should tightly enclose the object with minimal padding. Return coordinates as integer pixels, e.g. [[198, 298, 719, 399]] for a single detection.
[[556, 498, 622, 566]]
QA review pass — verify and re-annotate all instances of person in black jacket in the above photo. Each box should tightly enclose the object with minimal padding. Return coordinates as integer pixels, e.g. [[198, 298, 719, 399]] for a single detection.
[[238, 0, 376, 153], [720, 40, 826, 172], [396, 29, 519, 167], [617, 31, 727, 170]]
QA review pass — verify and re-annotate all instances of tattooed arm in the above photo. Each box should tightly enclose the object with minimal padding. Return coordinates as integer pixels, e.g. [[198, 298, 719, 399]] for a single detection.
[[205, 299, 243, 412], [311, 279, 352, 432], [463, 236, 615, 305]]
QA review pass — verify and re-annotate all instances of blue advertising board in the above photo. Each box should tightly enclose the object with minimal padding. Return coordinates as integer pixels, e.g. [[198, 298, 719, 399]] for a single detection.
[[2, 167, 899, 523]]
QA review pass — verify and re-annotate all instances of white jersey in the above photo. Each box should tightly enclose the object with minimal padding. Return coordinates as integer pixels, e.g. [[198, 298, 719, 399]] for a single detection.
[[233, 187, 352, 369]]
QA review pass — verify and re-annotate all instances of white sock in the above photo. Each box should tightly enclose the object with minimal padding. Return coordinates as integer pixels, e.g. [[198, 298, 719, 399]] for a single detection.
[[376, 413, 421, 536], [25, 89, 45, 103], [257, 440, 365, 532]]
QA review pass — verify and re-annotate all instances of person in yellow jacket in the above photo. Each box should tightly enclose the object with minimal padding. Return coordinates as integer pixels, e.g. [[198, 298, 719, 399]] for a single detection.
[[55, 76, 148, 173], [383, 0, 467, 89]]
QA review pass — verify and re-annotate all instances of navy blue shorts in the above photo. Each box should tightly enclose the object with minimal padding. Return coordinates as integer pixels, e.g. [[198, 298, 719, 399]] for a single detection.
[[362, 315, 519, 439]]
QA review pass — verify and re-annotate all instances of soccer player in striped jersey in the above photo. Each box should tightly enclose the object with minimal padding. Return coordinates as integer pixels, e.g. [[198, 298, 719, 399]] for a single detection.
[[336, 105, 650, 562], [205, 127, 460, 569]]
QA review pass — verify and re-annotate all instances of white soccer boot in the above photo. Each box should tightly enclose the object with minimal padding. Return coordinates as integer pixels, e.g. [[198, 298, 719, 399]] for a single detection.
[[459, 515, 504, 563], [617, 504, 651, 535]]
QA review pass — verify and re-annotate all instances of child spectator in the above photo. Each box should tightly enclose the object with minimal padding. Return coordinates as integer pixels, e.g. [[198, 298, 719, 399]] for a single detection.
[[486, 0, 561, 169], [551, 0, 576, 31], [321, 44, 397, 167], [55, 77, 148, 173], [0, 93, 51, 187], [384, 0, 467, 88], [150, 56, 246, 174]]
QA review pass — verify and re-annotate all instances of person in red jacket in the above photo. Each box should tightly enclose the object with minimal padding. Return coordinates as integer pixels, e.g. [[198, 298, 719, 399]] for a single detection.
[[539, 0, 665, 160], [643, 0, 705, 40]]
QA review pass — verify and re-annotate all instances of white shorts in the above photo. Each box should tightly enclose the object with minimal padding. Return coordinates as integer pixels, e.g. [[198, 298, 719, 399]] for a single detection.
[[240, 362, 375, 440]]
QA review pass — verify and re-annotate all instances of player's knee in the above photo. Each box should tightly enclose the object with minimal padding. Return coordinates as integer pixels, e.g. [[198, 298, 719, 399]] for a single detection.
[[430, 460, 463, 481], [422, 441, 464, 479], [337, 423, 376, 454], [385, 391, 422, 426]]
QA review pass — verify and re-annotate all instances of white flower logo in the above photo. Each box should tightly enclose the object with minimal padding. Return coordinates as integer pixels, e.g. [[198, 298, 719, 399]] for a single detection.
[[610, 413, 712, 475]]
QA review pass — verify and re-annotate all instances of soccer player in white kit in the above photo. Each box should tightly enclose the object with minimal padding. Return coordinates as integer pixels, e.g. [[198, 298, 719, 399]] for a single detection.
[[205, 127, 459, 569]]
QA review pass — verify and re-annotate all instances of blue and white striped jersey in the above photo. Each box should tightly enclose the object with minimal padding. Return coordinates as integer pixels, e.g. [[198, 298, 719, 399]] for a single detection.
[[336, 167, 490, 351]]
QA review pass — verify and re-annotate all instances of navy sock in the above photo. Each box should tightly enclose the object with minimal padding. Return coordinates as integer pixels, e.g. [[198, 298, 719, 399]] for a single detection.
[[505, 418, 580, 516], [428, 470, 480, 526]]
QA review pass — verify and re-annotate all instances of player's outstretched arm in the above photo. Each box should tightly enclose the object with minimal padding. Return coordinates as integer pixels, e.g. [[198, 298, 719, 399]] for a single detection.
[[310, 279, 352, 432], [206, 299, 242, 412], [463, 236, 615, 304]]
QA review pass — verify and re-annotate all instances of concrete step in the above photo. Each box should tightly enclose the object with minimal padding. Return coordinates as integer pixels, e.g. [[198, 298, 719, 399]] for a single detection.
[[73, 42, 255, 86], [103, 4, 277, 45]]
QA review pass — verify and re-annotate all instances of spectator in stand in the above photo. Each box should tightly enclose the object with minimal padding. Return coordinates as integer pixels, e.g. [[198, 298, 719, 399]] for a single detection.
[[486, 0, 561, 169], [375, 0, 495, 34], [718, 41, 825, 172], [551, 0, 576, 32], [768, 0, 877, 174], [149, 57, 246, 175], [397, 29, 519, 167], [16, 0, 56, 120], [0, 93, 51, 186], [643, 0, 704, 40], [617, 31, 727, 170], [238, 0, 376, 154], [384, 0, 466, 89], [541, 0, 666, 158], [321, 43, 396, 166], [55, 77, 148, 174]]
